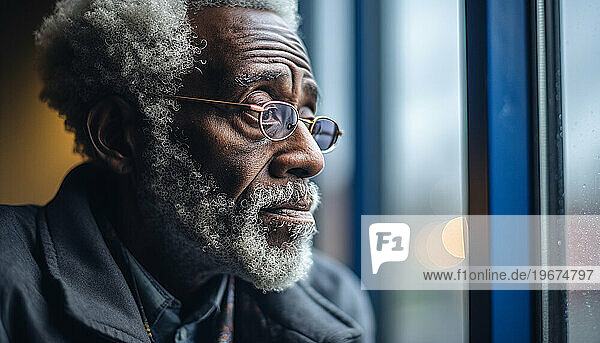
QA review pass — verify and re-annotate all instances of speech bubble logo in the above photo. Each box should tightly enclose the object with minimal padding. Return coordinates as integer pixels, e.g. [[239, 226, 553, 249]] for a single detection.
[[369, 223, 411, 274]]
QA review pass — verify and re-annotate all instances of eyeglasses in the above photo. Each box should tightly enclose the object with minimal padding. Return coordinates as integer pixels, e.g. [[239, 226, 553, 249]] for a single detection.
[[164, 95, 343, 153]]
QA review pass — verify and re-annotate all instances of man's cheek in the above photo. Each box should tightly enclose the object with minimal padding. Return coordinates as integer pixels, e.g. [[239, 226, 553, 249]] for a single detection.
[[213, 154, 266, 199]]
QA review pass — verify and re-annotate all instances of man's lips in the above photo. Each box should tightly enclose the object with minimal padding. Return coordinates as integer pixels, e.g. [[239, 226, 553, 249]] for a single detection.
[[259, 207, 314, 224]]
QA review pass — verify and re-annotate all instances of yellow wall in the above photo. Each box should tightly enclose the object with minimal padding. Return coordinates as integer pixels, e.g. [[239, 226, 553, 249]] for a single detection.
[[0, 68, 84, 205], [0, 5, 84, 205]]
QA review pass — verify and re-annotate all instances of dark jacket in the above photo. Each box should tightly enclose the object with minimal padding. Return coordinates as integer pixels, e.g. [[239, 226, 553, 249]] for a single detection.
[[0, 165, 374, 343]]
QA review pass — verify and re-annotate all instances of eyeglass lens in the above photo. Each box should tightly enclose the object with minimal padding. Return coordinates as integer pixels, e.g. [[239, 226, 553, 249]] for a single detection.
[[311, 118, 339, 151], [260, 102, 298, 140]]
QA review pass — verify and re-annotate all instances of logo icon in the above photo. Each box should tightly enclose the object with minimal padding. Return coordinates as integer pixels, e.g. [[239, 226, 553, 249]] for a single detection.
[[369, 223, 411, 274]]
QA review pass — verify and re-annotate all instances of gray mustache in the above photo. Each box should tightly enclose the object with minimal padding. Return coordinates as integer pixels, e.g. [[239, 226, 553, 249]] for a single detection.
[[238, 181, 320, 212]]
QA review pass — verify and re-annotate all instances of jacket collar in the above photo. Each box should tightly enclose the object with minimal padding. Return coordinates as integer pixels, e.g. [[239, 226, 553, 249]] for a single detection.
[[38, 164, 149, 342], [38, 163, 362, 343], [246, 279, 363, 342]]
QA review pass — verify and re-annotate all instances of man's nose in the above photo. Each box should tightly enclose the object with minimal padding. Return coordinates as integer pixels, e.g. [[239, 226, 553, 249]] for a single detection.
[[269, 123, 324, 179]]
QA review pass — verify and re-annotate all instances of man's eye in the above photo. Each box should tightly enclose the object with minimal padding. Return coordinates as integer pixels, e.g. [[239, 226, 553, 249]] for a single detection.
[[240, 109, 260, 129]]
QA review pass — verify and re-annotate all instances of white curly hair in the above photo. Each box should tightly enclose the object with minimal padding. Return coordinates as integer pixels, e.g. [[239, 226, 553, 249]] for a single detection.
[[34, 0, 299, 157]]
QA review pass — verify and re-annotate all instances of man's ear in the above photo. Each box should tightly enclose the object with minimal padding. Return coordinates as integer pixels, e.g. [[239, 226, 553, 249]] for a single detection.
[[86, 96, 137, 174]]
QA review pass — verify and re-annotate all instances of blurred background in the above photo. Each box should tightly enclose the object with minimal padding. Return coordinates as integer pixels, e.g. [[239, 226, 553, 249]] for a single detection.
[[0, 1, 83, 205], [2, 0, 599, 342], [299, 1, 467, 342]]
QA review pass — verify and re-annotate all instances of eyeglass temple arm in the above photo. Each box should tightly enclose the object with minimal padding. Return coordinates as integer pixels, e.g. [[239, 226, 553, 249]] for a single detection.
[[163, 95, 265, 112], [165, 95, 344, 136]]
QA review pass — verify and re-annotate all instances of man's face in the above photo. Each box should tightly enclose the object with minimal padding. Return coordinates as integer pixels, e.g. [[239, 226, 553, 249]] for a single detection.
[[134, 7, 324, 291], [181, 7, 323, 199]]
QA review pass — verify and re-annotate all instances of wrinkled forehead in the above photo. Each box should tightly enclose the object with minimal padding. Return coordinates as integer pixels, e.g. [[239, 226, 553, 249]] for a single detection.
[[188, 7, 314, 95], [190, 7, 306, 53]]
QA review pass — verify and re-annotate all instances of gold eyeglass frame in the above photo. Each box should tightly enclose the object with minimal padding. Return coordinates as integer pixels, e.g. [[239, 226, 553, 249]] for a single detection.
[[163, 94, 343, 153]]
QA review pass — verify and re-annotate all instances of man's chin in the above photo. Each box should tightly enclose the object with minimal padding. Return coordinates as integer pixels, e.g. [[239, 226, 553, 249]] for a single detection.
[[233, 238, 315, 292]]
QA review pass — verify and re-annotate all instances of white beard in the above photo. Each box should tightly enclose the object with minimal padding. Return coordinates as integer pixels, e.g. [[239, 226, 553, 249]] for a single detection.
[[133, 104, 320, 291]]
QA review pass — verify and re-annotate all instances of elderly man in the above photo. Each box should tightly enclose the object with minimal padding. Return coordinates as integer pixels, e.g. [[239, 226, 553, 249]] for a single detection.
[[0, 0, 373, 342]]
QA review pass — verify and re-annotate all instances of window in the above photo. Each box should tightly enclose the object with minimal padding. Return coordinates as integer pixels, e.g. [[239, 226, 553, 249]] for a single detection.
[[560, 1, 600, 341]]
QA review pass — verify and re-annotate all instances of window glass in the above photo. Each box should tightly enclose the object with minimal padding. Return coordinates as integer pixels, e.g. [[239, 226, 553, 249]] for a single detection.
[[380, 0, 467, 341], [560, 1, 600, 341]]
